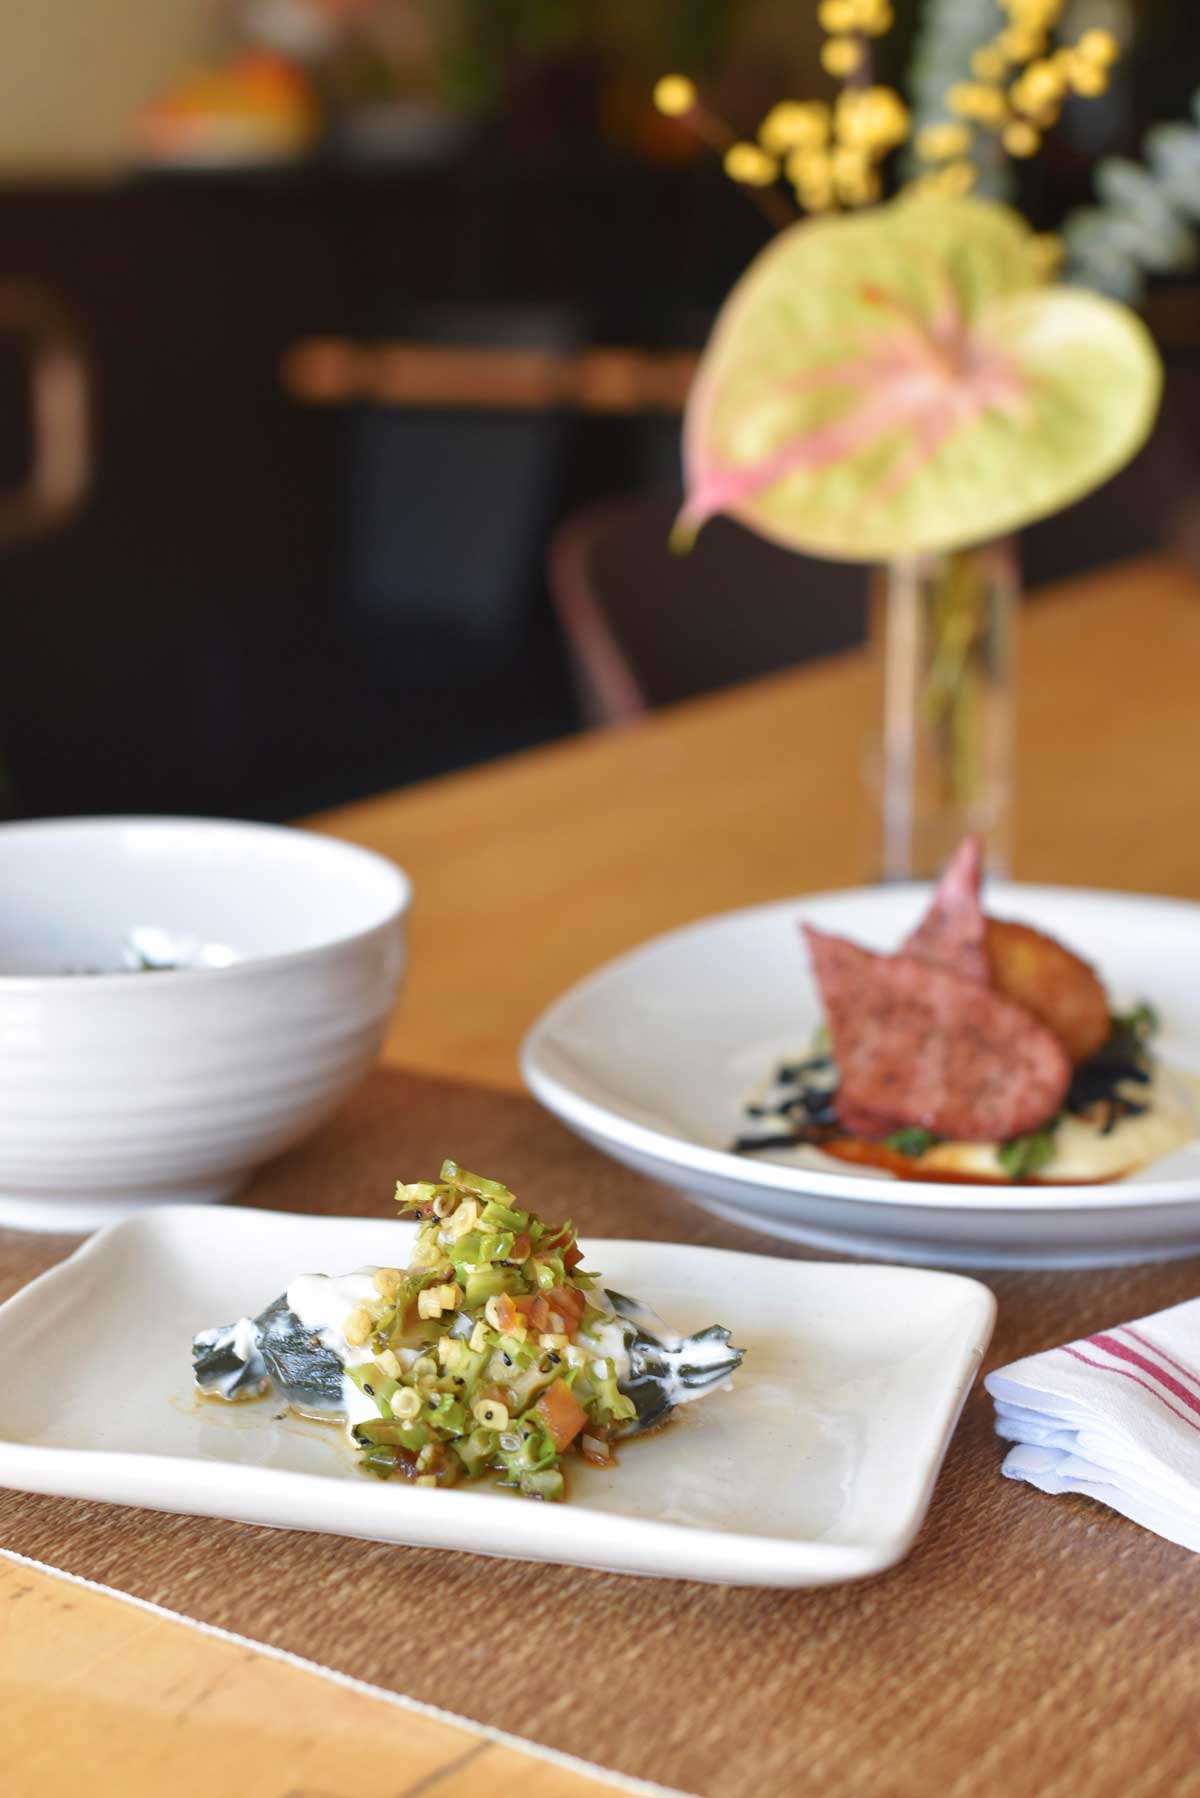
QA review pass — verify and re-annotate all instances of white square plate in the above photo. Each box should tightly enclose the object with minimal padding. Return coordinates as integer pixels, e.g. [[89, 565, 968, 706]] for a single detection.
[[0, 1207, 994, 1587]]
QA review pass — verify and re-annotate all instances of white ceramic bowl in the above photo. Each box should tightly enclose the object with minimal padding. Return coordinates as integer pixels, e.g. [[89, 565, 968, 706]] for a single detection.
[[0, 817, 410, 1231]]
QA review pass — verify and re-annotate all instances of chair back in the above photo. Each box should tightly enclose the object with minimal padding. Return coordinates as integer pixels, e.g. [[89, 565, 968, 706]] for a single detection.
[[548, 492, 867, 726]]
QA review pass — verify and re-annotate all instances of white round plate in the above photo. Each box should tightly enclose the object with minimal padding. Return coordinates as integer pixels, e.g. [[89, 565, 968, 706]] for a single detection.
[[521, 884, 1200, 1269]]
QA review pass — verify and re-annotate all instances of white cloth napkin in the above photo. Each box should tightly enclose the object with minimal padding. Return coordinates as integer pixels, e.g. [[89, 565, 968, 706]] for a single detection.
[[984, 1298, 1200, 1552]]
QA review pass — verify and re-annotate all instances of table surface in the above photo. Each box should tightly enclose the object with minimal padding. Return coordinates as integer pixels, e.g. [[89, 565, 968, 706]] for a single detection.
[[6, 554, 1200, 1798]]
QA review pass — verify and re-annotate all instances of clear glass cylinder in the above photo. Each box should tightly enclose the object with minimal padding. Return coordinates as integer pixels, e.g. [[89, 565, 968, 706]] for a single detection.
[[870, 538, 1017, 883]]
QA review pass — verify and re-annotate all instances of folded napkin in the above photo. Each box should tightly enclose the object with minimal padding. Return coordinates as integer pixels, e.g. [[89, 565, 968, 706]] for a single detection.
[[984, 1299, 1200, 1552]]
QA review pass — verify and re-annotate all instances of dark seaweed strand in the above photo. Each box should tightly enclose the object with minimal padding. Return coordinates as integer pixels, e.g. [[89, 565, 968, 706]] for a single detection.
[[1064, 1008, 1155, 1135], [732, 1054, 842, 1154], [733, 1008, 1158, 1157]]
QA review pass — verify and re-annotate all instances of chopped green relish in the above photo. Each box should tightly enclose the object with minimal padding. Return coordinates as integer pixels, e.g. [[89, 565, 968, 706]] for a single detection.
[[345, 1160, 635, 1501]]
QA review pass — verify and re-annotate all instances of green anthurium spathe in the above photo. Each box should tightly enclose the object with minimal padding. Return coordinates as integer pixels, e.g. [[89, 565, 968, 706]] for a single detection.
[[678, 194, 1162, 562]]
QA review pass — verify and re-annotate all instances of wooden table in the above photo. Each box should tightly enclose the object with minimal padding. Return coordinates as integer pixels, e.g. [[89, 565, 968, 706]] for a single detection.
[[5, 555, 1200, 1797]]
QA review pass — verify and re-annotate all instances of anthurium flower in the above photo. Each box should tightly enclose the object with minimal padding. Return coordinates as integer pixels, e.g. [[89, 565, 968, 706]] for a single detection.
[[678, 195, 1161, 561]]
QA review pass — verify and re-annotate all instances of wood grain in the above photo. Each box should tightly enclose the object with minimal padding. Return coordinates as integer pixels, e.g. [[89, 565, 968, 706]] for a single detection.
[[5, 555, 1200, 1798], [0, 1558, 624, 1798], [4, 1063, 1200, 1798]]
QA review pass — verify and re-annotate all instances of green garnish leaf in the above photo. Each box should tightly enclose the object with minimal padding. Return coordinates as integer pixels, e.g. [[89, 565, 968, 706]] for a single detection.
[[1110, 1002, 1159, 1047], [997, 1126, 1059, 1180], [885, 1127, 939, 1157]]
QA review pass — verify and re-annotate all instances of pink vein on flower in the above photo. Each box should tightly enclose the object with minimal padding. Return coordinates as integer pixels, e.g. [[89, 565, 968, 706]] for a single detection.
[[677, 279, 1031, 542]]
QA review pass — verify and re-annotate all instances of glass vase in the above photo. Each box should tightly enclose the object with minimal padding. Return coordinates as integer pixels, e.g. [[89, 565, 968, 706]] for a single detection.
[[870, 538, 1017, 883]]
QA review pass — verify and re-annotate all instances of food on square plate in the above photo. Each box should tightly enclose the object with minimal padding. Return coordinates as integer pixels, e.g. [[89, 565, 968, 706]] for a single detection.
[[193, 1162, 744, 1501], [736, 838, 1195, 1184]]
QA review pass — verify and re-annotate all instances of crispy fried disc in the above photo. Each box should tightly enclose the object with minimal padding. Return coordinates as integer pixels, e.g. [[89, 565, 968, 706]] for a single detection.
[[984, 917, 1110, 1064]]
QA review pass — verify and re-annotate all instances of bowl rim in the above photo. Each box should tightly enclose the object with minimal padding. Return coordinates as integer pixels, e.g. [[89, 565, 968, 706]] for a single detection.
[[0, 814, 411, 990]]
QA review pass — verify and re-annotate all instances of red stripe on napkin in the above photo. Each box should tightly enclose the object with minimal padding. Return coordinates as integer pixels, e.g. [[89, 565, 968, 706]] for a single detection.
[[1087, 1333, 1200, 1421], [1063, 1345, 1200, 1434], [1121, 1326, 1200, 1396]]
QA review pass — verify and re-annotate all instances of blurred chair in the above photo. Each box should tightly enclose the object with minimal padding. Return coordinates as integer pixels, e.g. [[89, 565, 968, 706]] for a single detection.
[[547, 492, 868, 726], [333, 305, 585, 688]]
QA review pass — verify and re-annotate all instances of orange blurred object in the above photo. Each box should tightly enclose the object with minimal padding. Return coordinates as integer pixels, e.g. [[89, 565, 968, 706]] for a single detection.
[[137, 52, 320, 166]]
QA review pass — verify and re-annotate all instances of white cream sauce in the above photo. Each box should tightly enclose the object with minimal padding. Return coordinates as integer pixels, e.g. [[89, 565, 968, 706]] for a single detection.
[[286, 1267, 387, 1429], [577, 1305, 633, 1386], [585, 1291, 738, 1411]]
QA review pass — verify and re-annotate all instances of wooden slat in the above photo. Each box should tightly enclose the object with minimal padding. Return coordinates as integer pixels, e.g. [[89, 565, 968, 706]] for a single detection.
[[0, 1557, 641, 1798], [281, 339, 698, 413]]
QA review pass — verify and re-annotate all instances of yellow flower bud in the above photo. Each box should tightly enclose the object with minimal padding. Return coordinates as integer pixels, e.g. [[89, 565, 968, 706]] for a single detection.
[[832, 144, 869, 180], [916, 120, 972, 161], [833, 145, 880, 205], [1002, 119, 1041, 157], [1064, 55, 1108, 97], [723, 142, 780, 187], [785, 147, 830, 185], [789, 148, 837, 212], [759, 99, 831, 153], [817, 0, 857, 30], [837, 85, 909, 151], [1003, 0, 1062, 22], [1019, 59, 1066, 106], [821, 36, 864, 78], [855, 0, 894, 34], [653, 74, 697, 119], [1076, 27, 1119, 66], [971, 46, 1007, 82], [999, 25, 1042, 63], [948, 82, 1008, 126]]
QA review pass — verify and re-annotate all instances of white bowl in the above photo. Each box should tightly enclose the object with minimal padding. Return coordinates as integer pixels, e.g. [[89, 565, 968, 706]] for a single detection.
[[0, 817, 410, 1231]]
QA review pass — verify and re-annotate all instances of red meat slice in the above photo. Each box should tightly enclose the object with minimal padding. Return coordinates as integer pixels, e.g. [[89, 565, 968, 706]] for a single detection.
[[803, 925, 1071, 1142], [901, 834, 988, 984]]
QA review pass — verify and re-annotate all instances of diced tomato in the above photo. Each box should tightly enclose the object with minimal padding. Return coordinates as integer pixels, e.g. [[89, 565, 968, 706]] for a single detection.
[[509, 1233, 531, 1263], [535, 1378, 588, 1451], [562, 1243, 584, 1270], [547, 1285, 586, 1334], [512, 1293, 552, 1333], [491, 1293, 523, 1334]]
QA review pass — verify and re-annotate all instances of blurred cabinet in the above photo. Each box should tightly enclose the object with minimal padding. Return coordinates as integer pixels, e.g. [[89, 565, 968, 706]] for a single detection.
[[0, 163, 1193, 821], [0, 159, 769, 819]]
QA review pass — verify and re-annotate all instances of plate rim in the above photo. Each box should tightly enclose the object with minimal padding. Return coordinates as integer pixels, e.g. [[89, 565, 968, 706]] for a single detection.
[[520, 880, 1200, 1215], [0, 1206, 996, 1588]]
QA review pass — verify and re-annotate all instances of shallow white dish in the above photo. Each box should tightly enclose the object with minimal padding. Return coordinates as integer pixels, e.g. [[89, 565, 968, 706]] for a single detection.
[[0, 817, 409, 1231], [0, 1206, 994, 1588], [521, 884, 1200, 1270]]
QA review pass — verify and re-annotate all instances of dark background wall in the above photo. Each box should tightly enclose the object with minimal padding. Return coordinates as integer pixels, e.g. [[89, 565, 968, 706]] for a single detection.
[[0, 113, 1196, 822]]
